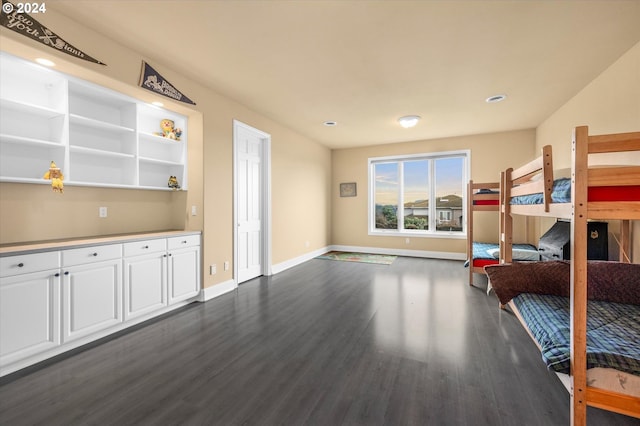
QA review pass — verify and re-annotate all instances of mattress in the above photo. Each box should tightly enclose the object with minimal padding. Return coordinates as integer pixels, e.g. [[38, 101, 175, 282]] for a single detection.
[[510, 177, 640, 205]]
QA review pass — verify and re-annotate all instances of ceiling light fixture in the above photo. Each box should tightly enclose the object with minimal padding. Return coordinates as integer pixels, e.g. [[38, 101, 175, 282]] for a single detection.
[[486, 94, 507, 103], [151, 101, 164, 107], [398, 115, 420, 128], [323, 121, 337, 127], [35, 58, 55, 67]]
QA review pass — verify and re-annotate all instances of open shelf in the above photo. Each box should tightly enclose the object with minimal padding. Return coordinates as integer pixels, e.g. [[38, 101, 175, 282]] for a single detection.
[[0, 52, 188, 190]]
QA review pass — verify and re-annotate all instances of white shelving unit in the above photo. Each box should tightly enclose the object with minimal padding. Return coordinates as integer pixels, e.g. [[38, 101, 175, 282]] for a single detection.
[[0, 52, 188, 190]]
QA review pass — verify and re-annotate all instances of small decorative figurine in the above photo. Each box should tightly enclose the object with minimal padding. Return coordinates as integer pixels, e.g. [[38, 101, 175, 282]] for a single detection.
[[155, 118, 182, 141], [168, 175, 181, 190], [43, 160, 64, 193]]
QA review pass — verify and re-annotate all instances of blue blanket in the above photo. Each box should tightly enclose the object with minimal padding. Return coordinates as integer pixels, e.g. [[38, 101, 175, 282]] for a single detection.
[[512, 293, 640, 375], [464, 242, 538, 267], [511, 178, 571, 205]]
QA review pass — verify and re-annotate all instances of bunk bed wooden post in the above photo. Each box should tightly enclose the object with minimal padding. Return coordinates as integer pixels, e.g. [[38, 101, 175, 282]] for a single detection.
[[467, 180, 474, 285], [499, 172, 505, 262], [570, 125, 589, 425], [542, 145, 554, 212], [501, 169, 514, 264], [620, 220, 631, 263]]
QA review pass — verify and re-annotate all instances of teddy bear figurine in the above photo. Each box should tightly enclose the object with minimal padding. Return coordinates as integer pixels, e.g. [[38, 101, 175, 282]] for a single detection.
[[168, 175, 181, 190], [43, 160, 64, 193], [156, 119, 182, 141]]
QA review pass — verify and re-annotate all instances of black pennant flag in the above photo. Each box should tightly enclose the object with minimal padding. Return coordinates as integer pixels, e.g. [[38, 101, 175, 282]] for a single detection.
[[0, 0, 106, 65], [139, 61, 196, 105]]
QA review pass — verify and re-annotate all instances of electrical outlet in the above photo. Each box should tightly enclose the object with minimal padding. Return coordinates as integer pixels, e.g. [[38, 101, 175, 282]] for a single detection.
[[405, 238, 410, 244], [210, 264, 217, 275], [99, 207, 107, 218], [191, 205, 197, 216], [224, 261, 229, 271]]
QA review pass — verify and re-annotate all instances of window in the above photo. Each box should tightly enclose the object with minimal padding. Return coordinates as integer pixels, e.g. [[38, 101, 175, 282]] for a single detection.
[[369, 150, 469, 237]]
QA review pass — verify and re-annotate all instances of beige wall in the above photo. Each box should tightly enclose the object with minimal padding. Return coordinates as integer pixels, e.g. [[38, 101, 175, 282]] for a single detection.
[[536, 41, 640, 261], [331, 129, 536, 255], [0, 6, 332, 288]]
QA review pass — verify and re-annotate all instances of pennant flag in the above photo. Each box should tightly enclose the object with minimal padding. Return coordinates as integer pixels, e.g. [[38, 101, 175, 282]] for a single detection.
[[139, 61, 196, 105], [0, 0, 106, 65]]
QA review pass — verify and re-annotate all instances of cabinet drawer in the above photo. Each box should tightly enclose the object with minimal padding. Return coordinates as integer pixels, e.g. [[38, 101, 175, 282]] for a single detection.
[[0, 251, 60, 277], [62, 244, 122, 267], [124, 238, 167, 257], [167, 234, 200, 250]]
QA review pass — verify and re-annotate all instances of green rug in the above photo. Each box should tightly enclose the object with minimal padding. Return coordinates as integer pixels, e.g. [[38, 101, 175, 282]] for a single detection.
[[316, 251, 396, 265]]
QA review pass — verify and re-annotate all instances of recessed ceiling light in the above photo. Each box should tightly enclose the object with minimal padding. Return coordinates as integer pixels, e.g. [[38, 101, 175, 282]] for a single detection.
[[398, 115, 421, 128], [35, 58, 55, 67], [323, 121, 337, 127], [151, 101, 164, 107], [486, 94, 507, 103]]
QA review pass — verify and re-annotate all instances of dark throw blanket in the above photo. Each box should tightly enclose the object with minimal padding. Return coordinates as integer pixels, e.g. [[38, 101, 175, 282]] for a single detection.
[[484, 260, 640, 306]]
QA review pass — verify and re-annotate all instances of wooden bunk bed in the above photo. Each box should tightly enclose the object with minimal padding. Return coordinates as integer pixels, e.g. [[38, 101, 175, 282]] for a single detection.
[[466, 181, 537, 286], [490, 126, 640, 424], [466, 181, 500, 285]]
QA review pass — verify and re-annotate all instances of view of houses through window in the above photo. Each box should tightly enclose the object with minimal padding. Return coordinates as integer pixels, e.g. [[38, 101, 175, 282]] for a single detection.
[[370, 151, 468, 235]]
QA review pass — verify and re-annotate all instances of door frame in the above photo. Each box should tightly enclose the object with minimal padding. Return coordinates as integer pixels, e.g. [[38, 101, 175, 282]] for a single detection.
[[233, 119, 272, 285]]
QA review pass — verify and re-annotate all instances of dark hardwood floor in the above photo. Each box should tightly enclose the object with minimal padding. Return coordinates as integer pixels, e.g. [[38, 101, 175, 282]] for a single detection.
[[0, 256, 635, 425]]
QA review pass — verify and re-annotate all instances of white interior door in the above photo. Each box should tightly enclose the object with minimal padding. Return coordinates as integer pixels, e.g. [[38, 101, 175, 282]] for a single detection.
[[234, 121, 271, 284]]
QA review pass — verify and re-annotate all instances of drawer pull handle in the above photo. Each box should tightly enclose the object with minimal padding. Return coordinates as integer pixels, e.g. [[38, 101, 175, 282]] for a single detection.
[[17, 262, 24, 267], [92, 253, 98, 257], [64, 271, 70, 275], [55, 273, 60, 277], [182, 240, 187, 244], [143, 245, 149, 249]]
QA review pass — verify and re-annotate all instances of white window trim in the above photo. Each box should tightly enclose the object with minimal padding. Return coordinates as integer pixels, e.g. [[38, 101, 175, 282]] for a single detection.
[[368, 149, 470, 239]]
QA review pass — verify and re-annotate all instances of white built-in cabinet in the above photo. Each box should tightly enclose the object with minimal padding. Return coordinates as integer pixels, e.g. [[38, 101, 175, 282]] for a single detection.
[[0, 251, 61, 367], [0, 52, 188, 190], [61, 244, 123, 343], [0, 232, 200, 376], [124, 238, 168, 320], [123, 235, 200, 320]]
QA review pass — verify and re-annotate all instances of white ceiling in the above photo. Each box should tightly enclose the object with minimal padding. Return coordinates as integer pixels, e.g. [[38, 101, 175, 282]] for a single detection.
[[50, 0, 640, 149]]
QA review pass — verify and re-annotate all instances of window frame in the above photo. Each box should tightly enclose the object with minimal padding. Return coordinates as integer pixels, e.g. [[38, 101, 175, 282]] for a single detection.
[[368, 149, 470, 239]]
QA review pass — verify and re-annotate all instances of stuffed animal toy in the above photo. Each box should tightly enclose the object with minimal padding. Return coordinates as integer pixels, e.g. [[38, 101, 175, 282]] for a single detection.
[[43, 160, 64, 193], [156, 119, 182, 141], [168, 175, 181, 190]]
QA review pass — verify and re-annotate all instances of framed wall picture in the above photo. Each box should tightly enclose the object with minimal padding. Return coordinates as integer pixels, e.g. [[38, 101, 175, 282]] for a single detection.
[[340, 182, 357, 197]]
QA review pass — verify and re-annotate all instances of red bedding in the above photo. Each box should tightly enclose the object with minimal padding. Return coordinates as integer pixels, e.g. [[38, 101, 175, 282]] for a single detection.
[[588, 186, 640, 202], [473, 258, 498, 268], [473, 200, 499, 206]]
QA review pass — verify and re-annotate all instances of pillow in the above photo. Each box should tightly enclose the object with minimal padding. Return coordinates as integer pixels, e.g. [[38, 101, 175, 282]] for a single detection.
[[487, 247, 539, 261]]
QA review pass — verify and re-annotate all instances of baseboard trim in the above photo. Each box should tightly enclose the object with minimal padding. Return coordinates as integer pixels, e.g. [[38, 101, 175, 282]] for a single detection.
[[271, 246, 331, 274], [199, 279, 237, 302], [329, 245, 466, 261]]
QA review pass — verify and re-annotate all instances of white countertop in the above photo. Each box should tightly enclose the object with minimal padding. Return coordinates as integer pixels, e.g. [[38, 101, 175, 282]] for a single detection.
[[0, 230, 201, 256]]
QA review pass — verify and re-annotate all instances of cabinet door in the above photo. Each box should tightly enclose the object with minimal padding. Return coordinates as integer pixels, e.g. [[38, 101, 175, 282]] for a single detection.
[[168, 246, 200, 304], [62, 259, 122, 343], [123, 253, 167, 320], [0, 270, 60, 366]]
